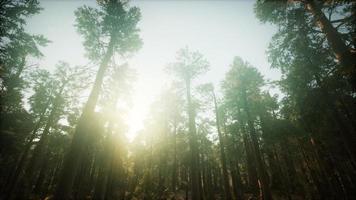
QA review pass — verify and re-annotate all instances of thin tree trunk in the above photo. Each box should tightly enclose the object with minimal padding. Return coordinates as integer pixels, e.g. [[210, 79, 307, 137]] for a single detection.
[[212, 91, 232, 200], [172, 121, 178, 193], [186, 79, 201, 200], [93, 131, 113, 200], [47, 154, 63, 193], [242, 89, 272, 200], [33, 151, 51, 196], [158, 116, 169, 198], [3, 100, 49, 197], [227, 125, 244, 200], [25, 84, 66, 191], [241, 124, 259, 194]]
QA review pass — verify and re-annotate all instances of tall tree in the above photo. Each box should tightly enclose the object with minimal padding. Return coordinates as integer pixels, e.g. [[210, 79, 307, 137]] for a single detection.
[[255, 1, 356, 191], [54, 1, 142, 198], [198, 83, 232, 200], [223, 57, 273, 200], [167, 47, 209, 200], [255, 0, 356, 87], [0, 0, 49, 113]]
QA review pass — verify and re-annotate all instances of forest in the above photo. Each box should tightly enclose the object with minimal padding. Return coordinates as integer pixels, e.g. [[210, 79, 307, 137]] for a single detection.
[[0, 0, 355, 199]]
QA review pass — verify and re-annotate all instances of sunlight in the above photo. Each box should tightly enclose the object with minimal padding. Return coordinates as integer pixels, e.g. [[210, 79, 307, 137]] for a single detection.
[[123, 68, 170, 141], [123, 88, 148, 141], [3, 0, 354, 199], [26, 0, 279, 139]]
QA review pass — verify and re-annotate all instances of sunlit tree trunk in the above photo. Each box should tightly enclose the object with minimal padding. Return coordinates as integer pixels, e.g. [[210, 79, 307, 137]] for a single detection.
[[54, 37, 114, 199], [106, 141, 125, 200], [93, 89, 120, 200], [93, 127, 113, 200], [305, 0, 356, 87]]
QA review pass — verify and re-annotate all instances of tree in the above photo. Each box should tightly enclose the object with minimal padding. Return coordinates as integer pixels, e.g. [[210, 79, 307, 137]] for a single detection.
[[255, 0, 355, 88], [94, 63, 136, 200], [3, 62, 91, 199], [223, 57, 273, 200], [0, 0, 49, 113], [197, 83, 232, 200], [255, 2, 356, 198], [54, 1, 142, 198], [167, 47, 209, 200], [1, 1, 356, 199]]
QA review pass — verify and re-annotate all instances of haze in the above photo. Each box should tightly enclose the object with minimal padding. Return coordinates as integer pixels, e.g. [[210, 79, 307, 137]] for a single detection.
[[26, 0, 280, 139]]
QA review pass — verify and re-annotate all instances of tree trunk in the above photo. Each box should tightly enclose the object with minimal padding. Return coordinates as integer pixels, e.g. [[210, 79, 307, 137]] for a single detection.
[[313, 73, 356, 166], [3, 101, 49, 198], [259, 116, 282, 191], [33, 151, 51, 196], [158, 116, 169, 198], [25, 84, 66, 191], [305, 0, 356, 88], [172, 122, 178, 193], [242, 89, 272, 200], [186, 79, 201, 200], [227, 124, 244, 200], [93, 132, 113, 200], [54, 37, 114, 200], [241, 123, 259, 194], [212, 91, 232, 200]]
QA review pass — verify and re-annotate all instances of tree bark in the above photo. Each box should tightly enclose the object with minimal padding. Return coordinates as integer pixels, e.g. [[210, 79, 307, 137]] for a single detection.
[[305, 0, 356, 88]]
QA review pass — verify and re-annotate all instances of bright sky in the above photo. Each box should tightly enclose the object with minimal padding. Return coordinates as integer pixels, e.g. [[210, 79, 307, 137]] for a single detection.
[[26, 0, 280, 139]]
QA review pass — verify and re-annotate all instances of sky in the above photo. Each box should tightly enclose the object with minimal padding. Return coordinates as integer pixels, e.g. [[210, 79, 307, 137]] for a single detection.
[[26, 0, 280, 139]]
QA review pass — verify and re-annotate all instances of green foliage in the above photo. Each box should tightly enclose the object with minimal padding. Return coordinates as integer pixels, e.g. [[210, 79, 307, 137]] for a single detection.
[[167, 47, 210, 82], [75, 0, 142, 61], [222, 56, 264, 119], [0, 0, 49, 114]]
